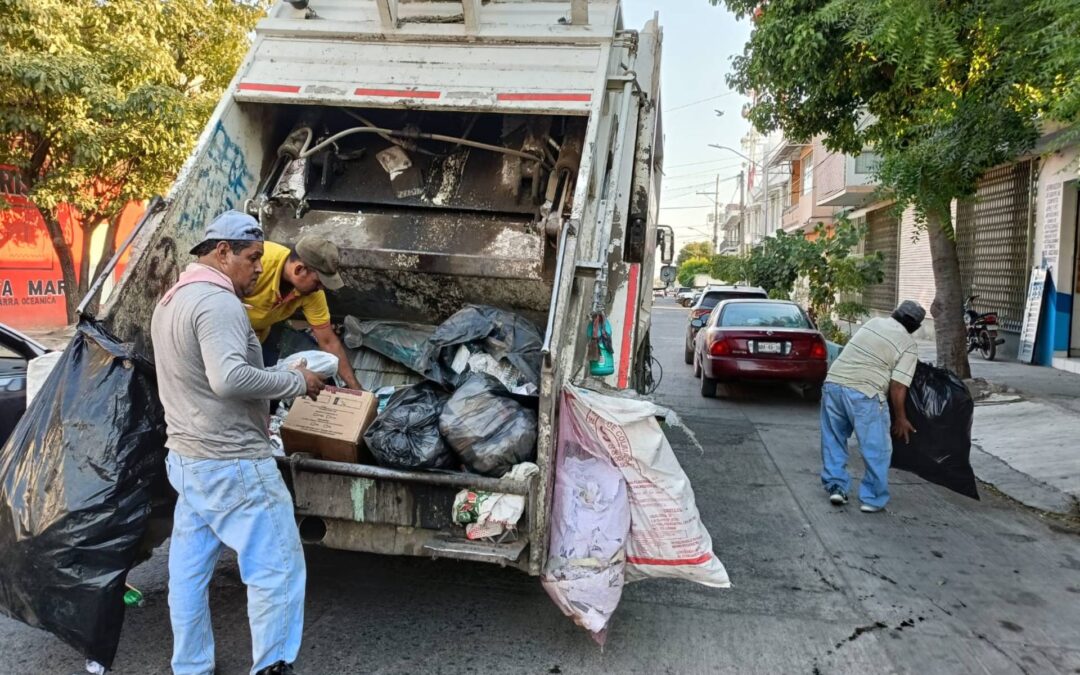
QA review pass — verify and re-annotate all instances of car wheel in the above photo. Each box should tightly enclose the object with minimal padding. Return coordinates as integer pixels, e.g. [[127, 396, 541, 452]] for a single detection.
[[693, 352, 702, 378], [700, 374, 717, 398], [684, 340, 693, 365], [801, 384, 823, 403]]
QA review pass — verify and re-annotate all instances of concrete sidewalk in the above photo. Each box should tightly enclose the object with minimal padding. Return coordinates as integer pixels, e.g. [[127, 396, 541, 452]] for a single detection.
[[919, 341, 1080, 516]]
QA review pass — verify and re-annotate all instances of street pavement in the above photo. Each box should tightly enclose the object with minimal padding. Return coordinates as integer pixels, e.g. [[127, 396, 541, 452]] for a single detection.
[[2, 298, 1080, 674]]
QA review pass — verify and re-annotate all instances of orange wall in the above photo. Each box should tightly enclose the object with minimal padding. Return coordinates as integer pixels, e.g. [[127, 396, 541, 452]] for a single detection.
[[1, 172, 143, 329]]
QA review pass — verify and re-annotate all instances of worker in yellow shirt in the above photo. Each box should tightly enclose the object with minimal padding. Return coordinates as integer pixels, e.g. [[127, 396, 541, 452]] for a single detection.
[[245, 235, 363, 390]]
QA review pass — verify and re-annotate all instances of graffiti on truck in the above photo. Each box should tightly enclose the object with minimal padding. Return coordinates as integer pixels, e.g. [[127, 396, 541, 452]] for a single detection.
[[176, 122, 255, 234]]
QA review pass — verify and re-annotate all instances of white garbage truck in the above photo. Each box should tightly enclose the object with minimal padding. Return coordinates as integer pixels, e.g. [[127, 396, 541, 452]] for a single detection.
[[104, 0, 669, 575]]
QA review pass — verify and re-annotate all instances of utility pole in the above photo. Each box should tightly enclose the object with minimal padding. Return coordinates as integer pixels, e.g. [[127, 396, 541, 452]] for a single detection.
[[712, 173, 720, 253], [738, 169, 745, 253]]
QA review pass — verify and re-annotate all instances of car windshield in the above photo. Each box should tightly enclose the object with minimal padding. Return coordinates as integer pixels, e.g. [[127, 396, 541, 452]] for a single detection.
[[719, 303, 810, 329], [700, 291, 767, 310]]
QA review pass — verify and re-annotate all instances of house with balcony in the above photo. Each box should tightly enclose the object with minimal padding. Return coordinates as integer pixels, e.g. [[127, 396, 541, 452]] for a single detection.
[[767, 136, 839, 233]]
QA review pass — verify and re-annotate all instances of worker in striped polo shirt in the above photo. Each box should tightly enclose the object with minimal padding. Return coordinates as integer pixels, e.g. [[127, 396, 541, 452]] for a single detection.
[[820, 300, 925, 513]]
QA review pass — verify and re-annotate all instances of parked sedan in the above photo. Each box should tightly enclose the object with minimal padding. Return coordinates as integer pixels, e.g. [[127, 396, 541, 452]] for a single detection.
[[683, 285, 768, 364], [692, 299, 828, 399], [0, 323, 49, 446]]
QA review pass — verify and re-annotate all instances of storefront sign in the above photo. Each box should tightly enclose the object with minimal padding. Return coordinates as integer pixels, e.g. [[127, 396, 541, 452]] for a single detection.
[[1041, 182, 1063, 273], [1018, 267, 1049, 364]]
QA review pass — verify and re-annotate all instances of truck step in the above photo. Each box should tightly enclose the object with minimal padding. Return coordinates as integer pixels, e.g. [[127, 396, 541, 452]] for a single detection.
[[423, 534, 529, 566]]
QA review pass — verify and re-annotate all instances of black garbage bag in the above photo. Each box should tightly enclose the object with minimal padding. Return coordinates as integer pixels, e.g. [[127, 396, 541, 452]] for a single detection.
[[439, 374, 538, 477], [0, 319, 171, 668], [891, 361, 979, 500], [342, 316, 436, 377], [363, 382, 455, 470], [427, 305, 542, 390]]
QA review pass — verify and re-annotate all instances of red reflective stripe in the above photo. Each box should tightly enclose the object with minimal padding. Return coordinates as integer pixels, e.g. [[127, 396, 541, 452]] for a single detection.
[[355, 88, 441, 99], [617, 263, 640, 389], [237, 82, 300, 93], [497, 92, 592, 102], [626, 553, 714, 566]]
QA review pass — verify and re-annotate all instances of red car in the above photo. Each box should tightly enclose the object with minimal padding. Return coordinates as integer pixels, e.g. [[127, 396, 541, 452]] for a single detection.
[[692, 299, 828, 400]]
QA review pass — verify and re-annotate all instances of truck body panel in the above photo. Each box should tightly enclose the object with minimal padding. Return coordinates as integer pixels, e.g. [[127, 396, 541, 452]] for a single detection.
[[103, 0, 663, 575]]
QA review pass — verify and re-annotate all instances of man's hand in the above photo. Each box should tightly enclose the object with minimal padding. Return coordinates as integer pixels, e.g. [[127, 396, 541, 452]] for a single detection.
[[297, 366, 325, 401], [891, 417, 916, 444]]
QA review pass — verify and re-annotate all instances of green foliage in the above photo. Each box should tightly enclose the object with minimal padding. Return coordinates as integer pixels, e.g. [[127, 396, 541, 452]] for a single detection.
[[799, 219, 884, 330], [677, 257, 713, 287], [676, 240, 714, 267], [709, 254, 745, 284], [717, 0, 1079, 216], [0, 0, 268, 319], [742, 230, 806, 298]]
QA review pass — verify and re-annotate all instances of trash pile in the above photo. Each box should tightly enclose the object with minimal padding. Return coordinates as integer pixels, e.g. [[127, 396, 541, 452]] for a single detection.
[[0, 319, 172, 670], [336, 305, 542, 478]]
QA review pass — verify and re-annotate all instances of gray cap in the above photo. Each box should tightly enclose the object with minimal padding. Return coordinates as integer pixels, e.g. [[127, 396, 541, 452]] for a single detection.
[[894, 300, 926, 325], [295, 235, 345, 291], [189, 210, 264, 254]]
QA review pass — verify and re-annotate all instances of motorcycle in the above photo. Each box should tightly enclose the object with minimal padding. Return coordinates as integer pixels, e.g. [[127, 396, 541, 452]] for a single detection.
[[964, 295, 1006, 361]]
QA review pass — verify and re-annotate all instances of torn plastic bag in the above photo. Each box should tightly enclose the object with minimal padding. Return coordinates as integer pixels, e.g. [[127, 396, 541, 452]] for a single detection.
[[891, 361, 979, 500], [439, 374, 537, 477], [363, 382, 455, 470], [343, 316, 435, 377], [271, 350, 339, 380], [541, 393, 629, 644], [427, 305, 542, 390], [0, 319, 171, 669], [564, 385, 731, 588]]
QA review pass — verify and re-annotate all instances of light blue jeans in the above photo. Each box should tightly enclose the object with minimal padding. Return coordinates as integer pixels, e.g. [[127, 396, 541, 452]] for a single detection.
[[165, 451, 306, 675], [820, 383, 893, 508]]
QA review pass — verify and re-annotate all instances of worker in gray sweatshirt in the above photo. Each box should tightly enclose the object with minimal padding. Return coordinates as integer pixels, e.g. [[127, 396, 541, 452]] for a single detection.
[[151, 210, 323, 675]]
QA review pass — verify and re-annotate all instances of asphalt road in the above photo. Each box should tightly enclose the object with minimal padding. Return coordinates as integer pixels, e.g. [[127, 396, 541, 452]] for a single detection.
[[2, 298, 1080, 674]]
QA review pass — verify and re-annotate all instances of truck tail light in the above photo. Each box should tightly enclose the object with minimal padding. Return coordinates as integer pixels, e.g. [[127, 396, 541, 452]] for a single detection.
[[691, 308, 711, 321], [709, 338, 731, 356], [810, 337, 828, 360]]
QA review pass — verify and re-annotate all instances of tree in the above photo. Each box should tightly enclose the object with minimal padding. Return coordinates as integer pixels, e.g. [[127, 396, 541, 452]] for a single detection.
[[677, 257, 713, 287], [743, 229, 806, 299], [710, 254, 745, 284], [0, 0, 267, 322], [717, 0, 1078, 378], [676, 240, 714, 268], [799, 219, 884, 343]]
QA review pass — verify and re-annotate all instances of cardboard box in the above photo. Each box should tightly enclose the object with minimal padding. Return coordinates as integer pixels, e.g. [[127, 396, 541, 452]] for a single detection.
[[281, 388, 378, 464]]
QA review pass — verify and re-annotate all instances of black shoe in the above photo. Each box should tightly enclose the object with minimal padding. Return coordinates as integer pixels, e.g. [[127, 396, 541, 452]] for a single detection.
[[256, 662, 295, 675], [828, 486, 848, 505]]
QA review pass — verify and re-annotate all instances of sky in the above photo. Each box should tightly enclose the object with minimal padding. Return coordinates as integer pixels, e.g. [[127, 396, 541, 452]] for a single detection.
[[621, 0, 753, 252]]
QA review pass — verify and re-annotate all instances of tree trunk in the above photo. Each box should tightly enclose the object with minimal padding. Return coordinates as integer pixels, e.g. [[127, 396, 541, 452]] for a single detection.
[[83, 213, 122, 316], [925, 208, 971, 379], [41, 214, 80, 324]]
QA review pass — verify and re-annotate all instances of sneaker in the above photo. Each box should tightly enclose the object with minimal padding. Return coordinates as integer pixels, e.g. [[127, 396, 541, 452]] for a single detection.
[[255, 663, 295, 675], [828, 487, 848, 505], [860, 504, 885, 513]]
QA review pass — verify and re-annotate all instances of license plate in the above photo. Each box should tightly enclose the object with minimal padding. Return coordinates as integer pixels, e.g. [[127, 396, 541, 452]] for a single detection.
[[757, 341, 782, 354]]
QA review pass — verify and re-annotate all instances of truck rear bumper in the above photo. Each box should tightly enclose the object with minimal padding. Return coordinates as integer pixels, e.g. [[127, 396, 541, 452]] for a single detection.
[[278, 455, 538, 573]]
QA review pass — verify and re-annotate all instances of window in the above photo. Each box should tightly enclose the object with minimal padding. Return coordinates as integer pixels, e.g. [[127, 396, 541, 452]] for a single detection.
[[719, 303, 810, 329], [701, 290, 768, 311], [801, 152, 814, 195], [854, 151, 883, 175]]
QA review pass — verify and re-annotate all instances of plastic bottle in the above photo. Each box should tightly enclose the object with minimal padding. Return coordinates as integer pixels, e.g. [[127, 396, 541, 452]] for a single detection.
[[587, 319, 615, 376], [123, 585, 144, 608]]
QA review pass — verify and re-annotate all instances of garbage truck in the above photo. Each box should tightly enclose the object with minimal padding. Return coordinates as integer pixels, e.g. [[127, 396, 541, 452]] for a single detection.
[[102, 0, 669, 576]]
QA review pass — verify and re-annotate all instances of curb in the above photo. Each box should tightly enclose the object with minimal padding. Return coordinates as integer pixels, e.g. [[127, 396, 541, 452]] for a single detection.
[[970, 443, 1080, 517]]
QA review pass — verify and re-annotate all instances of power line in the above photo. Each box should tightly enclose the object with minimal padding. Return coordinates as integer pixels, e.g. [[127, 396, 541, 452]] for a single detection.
[[662, 93, 734, 114]]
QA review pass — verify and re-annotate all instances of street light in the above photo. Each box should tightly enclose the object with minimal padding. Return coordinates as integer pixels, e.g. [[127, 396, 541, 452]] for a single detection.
[[709, 143, 770, 252]]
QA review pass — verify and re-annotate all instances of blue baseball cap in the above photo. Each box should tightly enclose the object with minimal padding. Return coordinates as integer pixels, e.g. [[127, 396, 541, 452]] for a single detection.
[[189, 210, 265, 254]]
